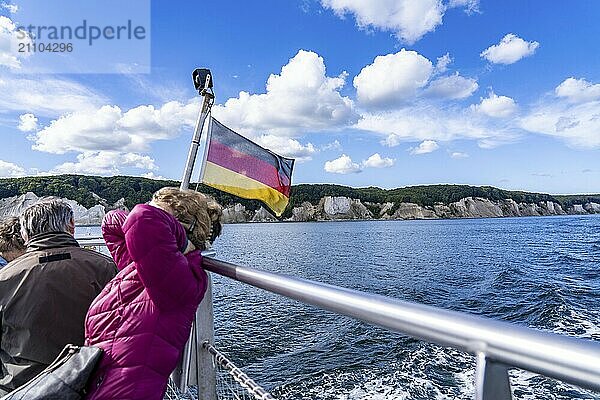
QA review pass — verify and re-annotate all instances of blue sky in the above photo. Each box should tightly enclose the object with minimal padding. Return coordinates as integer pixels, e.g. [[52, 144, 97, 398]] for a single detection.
[[1, 0, 599, 194]]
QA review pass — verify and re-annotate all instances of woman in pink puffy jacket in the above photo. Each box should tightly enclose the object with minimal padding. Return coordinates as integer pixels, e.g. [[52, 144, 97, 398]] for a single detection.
[[84, 187, 222, 400]]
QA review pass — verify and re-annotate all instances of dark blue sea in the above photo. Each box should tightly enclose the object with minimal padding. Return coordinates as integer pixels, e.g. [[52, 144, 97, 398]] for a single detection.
[[77, 215, 600, 399]]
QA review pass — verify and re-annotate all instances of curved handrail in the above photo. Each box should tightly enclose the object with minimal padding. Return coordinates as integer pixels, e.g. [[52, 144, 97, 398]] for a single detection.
[[202, 257, 600, 394]]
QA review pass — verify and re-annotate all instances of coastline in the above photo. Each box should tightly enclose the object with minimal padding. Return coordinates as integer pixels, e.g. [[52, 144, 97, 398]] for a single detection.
[[221, 211, 600, 225]]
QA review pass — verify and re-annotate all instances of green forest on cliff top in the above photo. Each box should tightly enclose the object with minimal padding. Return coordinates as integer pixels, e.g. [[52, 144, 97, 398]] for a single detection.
[[1, 175, 599, 218]]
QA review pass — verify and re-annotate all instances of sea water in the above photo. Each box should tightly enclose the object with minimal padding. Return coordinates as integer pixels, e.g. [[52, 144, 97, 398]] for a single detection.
[[77, 215, 600, 399]]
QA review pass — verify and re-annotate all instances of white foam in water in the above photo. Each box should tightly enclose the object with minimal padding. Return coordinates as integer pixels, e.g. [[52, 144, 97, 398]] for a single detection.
[[297, 370, 447, 400], [553, 306, 600, 339], [342, 376, 435, 400], [280, 344, 477, 400], [281, 340, 600, 400], [453, 369, 475, 396]]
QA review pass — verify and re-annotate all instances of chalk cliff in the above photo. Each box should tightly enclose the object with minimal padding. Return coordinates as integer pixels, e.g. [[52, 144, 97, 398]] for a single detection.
[[289, 202, 317, 222], [0, 192, 106, 225], [221, 203, 250, 224], [0, 192, 597, 225], [286, 196, 578, 222], [392, 203, 437, 219], [319, 196, 373, 220], [0, 192, 39, 219], [252, 207, 277, 222], [585, 202, 600, 213]]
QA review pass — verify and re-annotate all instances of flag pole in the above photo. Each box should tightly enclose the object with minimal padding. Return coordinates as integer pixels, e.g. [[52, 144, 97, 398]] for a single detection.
[[181, 70, 214, 190], [197, 113, 213, 184], [172, 68, 217, 400]]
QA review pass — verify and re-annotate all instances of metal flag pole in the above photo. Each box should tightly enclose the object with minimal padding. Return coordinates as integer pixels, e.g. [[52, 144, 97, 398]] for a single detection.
[[197, 116, 213, 183], [172, 68, 217, 400], [180, 68, 215, 190]]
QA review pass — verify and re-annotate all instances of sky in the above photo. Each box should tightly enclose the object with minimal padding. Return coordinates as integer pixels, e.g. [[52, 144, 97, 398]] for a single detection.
[[0, 0, 599, 194]]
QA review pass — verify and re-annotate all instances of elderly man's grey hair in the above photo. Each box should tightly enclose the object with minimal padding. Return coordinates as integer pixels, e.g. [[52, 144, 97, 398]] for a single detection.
[[20, 198, 75, 241]]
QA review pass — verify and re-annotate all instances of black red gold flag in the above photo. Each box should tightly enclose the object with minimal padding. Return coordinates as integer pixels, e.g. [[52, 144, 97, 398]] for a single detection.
[[200, 118, 295, 216]]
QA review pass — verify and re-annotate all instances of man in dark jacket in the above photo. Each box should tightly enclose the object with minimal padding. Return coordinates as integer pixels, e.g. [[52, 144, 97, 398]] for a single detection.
[[0, 198, 116, 394]]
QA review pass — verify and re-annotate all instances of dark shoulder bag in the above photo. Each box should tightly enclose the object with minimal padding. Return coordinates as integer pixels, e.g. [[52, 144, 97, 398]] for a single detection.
[[1, 345, 102, 400]]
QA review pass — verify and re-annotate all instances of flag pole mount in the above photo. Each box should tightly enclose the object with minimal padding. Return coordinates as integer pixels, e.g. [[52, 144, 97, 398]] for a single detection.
[[180, 68, 215, 190]]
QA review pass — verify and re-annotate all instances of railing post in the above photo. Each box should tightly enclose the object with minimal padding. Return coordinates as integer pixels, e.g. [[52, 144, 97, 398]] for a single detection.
[[475, 352, 512, 400], [170, 276, 217, 399], [193, 274, 217, 399]]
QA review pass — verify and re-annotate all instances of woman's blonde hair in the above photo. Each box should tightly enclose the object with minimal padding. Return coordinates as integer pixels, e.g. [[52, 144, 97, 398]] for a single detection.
[[152, 187, 223, 250]]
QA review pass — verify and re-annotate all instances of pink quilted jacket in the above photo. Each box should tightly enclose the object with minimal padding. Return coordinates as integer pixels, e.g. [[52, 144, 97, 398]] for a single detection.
[[84, 205, 208, 400]]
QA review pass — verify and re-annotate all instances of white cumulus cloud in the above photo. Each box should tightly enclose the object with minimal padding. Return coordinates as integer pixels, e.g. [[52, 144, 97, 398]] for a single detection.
[[321, 0, 478, 44], [410, 140, 439, 154], [353, 49, 433, 108], [362, 153, 395, 168], [555, 77, 600, 104], [17, 113, 38, 132], [435, 53, 452, 73], [0, 15, 32, 69], [51, 151, 157, 176], [356, 103, 519, 149], [32, 100, 199, 154], [212, 50, 356, 137], [472, 92, 517, 117], [0, 74, 108, 117], [520, 77, 600, 149], [324, 154, 362, 174], [141, 172, 168, 180], [0, 3, 18, 13], [447, 0, 479, 14], [254, 135, 316, 161], [450, 151, 469, 159], [425, 72, 478, 99], [321, 140, 342, 151], [0, 159, 25, 177], [481, 33, 539, 65]]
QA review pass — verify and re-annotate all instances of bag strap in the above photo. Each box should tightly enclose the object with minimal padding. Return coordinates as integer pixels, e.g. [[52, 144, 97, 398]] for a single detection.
[[44, 344, 80, 373]]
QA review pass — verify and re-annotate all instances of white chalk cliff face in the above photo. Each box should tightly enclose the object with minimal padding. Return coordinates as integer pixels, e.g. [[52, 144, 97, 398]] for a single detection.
[[585, 202, 600, 213], [290, 202, 317, 222], [0, 193, 597, 225], [319, 196, 373, 220], [221, 203, 249, 224], [0, 192, 106, 225], [0, 192, 39, 219], [215, 195, 598, 223], [252, 207, 277, 222], [286, 196, 591, 222], [65, 200, 106, 225], [323, 196, 351, 215], [392, 203, 437, 219], [451, 198, 504, 218]]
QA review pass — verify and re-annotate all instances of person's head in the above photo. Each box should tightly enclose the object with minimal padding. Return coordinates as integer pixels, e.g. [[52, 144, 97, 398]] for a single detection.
[[0, 217, 26, 262], [151, 187, 223, 250], [19, 198, 75, 242]]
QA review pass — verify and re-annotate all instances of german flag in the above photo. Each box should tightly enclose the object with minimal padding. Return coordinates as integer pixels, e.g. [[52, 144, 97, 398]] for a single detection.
[[201, 118, 295, 217]]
